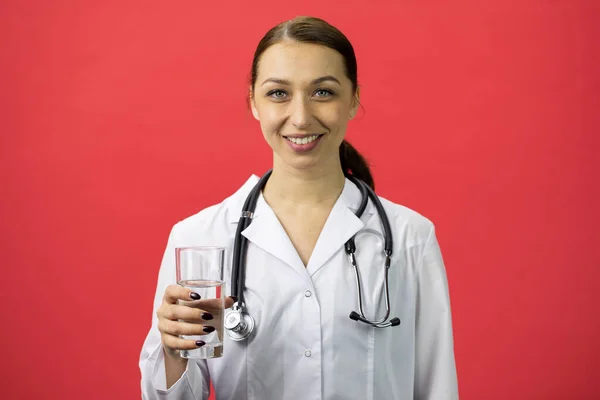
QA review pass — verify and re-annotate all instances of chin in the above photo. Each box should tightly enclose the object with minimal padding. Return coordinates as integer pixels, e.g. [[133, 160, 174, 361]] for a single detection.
[[272, 142, 333, 172], [274, 151, 319, 171], [285, 158, 319, 171]]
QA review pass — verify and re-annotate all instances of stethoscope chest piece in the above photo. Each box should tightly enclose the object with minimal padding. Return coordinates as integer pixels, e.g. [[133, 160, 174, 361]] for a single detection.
[[225, 304, 255, 341]]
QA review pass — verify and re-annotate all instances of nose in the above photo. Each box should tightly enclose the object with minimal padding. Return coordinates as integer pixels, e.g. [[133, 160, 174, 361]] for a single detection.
[[288, 96, 312, 129]]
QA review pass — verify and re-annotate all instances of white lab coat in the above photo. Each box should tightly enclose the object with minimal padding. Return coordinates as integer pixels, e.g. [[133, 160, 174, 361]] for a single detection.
[[139, 174, 459, 400]]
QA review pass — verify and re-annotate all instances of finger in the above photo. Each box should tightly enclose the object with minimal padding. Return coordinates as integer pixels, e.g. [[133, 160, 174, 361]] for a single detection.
[[162, 334, 206, 351], [158, 318, 208, 337], [163, 284, 199, 304], [161, 304, 206, 322], [180, 297, 227, 310]]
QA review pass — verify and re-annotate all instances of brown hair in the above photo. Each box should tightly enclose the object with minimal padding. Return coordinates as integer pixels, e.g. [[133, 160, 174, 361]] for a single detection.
[[250, 16, 374, 189]]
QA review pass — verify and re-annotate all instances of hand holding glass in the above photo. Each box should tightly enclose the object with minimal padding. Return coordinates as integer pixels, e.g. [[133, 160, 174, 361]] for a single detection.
[[176, 246, 225, 359]]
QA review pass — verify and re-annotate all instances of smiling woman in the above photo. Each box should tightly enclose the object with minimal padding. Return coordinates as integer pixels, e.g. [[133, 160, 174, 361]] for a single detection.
[[251, 40, 357, 174], [139, 15, 459, 400], [249, 16, 372, 188]]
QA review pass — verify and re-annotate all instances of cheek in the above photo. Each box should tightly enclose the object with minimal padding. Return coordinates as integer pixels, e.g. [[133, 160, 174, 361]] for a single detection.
[[256, 107, 286, 134], [318, 103, 349, 130]]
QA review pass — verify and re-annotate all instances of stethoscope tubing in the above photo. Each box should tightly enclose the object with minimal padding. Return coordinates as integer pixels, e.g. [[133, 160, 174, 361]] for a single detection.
[[227, 170, 400, 340]]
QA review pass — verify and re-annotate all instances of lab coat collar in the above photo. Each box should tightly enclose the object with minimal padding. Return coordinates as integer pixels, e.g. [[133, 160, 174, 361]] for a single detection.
[[225, 174, 375, 223], [226, 173, 376, 277], [225, 174, 262, 224]]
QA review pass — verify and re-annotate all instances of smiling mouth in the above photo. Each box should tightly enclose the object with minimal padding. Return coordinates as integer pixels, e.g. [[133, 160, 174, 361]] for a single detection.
[[283, 134, 323, 145]]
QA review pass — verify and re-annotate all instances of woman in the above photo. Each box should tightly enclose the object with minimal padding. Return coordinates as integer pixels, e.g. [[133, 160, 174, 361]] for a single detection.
[[140, 16, 459, 400]]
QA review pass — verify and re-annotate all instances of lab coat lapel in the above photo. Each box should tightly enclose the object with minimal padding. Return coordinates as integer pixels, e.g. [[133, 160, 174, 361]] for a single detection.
[[305, 197, 364, 276], [305, 178, 373, 277], [240, 194, 306, 274]]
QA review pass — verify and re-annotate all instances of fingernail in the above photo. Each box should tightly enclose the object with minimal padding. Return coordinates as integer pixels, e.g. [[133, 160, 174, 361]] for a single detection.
[[230, 296, 238, 302], [201, 312, 213, 320], [203, 326, 216, 333], [190, 292, 201, 300], [195, 340, 205, 347]]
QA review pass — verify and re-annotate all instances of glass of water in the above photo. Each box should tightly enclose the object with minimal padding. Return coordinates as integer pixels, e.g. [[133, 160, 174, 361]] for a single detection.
[[175, 246, 225, 359]]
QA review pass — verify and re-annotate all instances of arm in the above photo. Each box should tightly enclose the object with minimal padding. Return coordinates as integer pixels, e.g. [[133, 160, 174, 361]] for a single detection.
[[139, 225, 211, 400], [414, 225, 459, 399]]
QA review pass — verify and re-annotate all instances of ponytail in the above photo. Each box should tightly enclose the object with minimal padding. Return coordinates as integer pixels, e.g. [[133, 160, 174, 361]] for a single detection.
[[339, 140, 374, 190]]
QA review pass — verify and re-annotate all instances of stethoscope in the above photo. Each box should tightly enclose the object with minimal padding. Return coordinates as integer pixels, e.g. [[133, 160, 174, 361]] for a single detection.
[[224, 170, 401, 341]]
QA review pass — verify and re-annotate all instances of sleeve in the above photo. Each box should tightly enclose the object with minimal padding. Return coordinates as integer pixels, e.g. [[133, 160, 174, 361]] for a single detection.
[[139, 224, 211, 400], [414, 225, 459, 400]]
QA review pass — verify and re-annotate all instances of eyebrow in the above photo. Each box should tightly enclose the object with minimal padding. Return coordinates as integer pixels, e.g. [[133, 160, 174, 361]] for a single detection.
[[261, 75, 341, 86]]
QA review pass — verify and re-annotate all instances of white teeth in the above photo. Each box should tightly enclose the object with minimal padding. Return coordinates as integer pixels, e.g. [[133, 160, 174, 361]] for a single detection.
[[287, 135, 320, 145]]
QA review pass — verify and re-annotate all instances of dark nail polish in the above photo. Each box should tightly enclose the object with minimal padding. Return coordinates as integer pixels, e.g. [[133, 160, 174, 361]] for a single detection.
[[195, 340, 205, 347], [190, 292, 201, 300], [201, 312, 213, 320], [203, 326, 216, 333], [230, 296, 238, 302]]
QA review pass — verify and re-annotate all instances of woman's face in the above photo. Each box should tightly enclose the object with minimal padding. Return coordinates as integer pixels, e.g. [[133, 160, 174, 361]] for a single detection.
[[251, 41, 359, 172]]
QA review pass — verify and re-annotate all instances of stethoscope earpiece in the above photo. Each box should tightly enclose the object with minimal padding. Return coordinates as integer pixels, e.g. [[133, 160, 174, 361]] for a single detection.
[[349, 311, 401, 328], [349, 311, 361, 321], [344, 175, 401, 329]]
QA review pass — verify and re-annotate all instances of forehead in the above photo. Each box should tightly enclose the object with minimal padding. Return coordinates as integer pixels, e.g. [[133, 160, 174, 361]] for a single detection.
[[257, 41, 348, 84]]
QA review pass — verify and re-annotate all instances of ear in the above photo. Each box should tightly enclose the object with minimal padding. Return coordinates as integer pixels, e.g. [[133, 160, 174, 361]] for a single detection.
[[349, 86, 360, 120], [250, 87, 260, 121]]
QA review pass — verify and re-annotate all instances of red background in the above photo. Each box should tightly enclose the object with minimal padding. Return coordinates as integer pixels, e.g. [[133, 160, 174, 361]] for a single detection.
[[1, 1, 598, 399]]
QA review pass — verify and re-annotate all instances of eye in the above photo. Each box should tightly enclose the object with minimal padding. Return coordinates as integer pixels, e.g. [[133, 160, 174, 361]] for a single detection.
[[314, 89, 334, 98], [266, 90, 288, 100]]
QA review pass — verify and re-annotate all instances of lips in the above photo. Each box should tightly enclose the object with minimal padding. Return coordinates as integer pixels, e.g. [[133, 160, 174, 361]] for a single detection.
[[283, 133, 323, 138], [283, 134, 324, 153], [284, 134, 322, 145]]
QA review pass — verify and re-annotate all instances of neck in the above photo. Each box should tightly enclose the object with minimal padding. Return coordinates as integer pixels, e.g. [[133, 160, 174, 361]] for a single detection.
[[263, 157, 346, 206]]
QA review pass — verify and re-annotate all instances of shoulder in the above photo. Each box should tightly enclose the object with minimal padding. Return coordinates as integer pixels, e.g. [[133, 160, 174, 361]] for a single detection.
[[377, 195, 435, 248], [168, 174, 260, 242], [171, 202, 230, 238]]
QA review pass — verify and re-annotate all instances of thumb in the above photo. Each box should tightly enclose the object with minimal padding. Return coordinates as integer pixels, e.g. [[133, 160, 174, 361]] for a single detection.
[[225, 296, 237, 309]]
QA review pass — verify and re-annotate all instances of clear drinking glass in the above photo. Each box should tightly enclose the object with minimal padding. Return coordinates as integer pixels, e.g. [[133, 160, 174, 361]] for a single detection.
[[175, 246, 225, 359]]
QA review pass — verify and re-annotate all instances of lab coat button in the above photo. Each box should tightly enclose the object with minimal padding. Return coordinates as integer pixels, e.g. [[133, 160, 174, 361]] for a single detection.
[[304, 350, 312, 357], [304, 290, 312, 297]]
